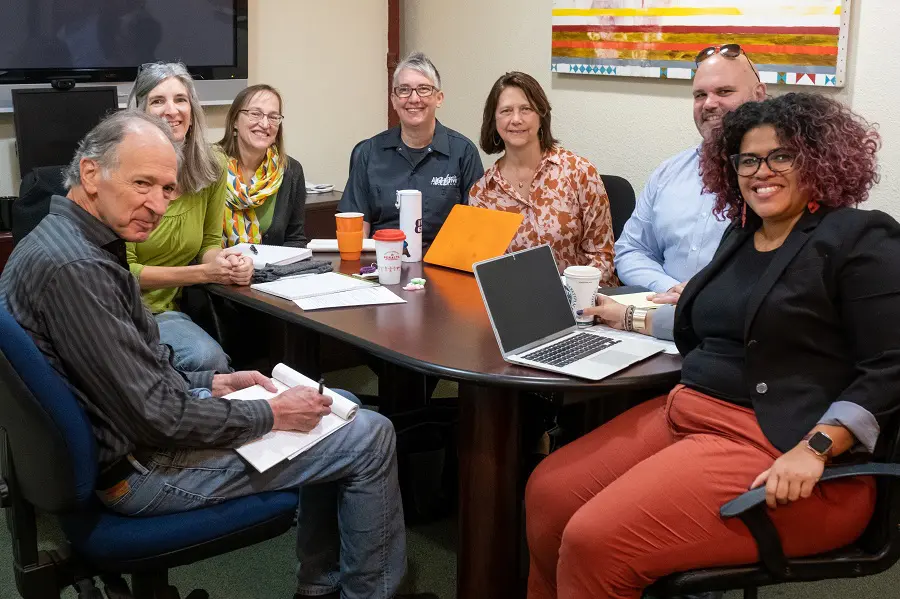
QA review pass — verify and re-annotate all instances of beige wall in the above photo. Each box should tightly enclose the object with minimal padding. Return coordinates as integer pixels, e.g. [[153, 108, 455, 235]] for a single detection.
[[402, 0, 900, 218], [0, 0, 388, 196]]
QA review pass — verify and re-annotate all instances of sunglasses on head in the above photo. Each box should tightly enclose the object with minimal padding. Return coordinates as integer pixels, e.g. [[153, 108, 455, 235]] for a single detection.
[[695, 43, 761, 82]]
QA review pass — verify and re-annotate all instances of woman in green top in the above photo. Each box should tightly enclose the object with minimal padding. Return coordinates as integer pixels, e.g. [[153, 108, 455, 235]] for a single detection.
[[126, 62, 252, 373], [218, 84, 309, 247]]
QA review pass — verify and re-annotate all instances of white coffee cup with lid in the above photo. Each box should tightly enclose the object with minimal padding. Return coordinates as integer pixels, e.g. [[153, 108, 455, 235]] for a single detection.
[[563, 265, 602, 326]]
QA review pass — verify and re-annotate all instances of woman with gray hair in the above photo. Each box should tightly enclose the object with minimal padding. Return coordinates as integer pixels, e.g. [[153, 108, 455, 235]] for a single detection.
[[337, 51, 483, 244], [125, 62, 249, 374]]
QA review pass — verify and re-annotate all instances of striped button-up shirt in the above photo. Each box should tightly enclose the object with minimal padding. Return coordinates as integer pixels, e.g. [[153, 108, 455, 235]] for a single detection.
[[0, 197, 273, 467]]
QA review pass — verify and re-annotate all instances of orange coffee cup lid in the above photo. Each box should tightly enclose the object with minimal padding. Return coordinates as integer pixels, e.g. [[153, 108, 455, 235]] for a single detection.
[[372, 229, 406, 242]]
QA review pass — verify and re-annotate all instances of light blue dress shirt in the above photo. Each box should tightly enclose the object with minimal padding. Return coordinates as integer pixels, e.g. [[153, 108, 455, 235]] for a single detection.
[[614, 146, 730, 293]]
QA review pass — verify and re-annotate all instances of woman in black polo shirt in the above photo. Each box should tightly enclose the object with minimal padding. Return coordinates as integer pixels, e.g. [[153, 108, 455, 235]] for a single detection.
[[338, 51, 483, 244]]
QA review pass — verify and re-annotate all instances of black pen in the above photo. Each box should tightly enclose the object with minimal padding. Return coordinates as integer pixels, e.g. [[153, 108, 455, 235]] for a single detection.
[[249, 244, 259, 255], [317, 376, 325, 395]]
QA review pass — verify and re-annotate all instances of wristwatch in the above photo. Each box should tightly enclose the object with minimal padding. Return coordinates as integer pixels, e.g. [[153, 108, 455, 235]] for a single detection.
[[632, 308, 650, 334], [803, 431, 834, 461]]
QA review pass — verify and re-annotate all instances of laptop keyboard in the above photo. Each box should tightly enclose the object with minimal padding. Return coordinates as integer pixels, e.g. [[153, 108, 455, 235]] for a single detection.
[[521, 333, 621, 367]]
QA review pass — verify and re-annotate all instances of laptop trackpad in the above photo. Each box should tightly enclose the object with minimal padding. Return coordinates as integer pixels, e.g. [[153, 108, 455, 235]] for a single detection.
[[587, 349, 635, 369]]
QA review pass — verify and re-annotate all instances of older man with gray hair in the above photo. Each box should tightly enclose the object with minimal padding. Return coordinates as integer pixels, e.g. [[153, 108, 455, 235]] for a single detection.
[[339, 51, 483, 244], [0, 109, 434, 599]]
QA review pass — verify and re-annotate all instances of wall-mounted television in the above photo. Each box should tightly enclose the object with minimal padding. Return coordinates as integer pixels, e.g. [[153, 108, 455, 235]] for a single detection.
[[0, 0, 248, 110]]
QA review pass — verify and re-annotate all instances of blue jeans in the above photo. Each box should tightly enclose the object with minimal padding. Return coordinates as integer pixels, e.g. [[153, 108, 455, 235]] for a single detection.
[[102, 394, 405, 599], [155, 311, 231, 373]]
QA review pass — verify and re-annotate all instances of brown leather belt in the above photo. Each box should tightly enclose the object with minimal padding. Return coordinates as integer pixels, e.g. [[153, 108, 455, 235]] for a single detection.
[[96, 450, 155, 490]]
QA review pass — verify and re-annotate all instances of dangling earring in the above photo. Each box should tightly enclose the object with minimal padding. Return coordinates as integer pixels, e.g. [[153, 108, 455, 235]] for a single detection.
[[807, 199, 820, 213], [233, 128, 238, 137], [493, 132, 502, 146]]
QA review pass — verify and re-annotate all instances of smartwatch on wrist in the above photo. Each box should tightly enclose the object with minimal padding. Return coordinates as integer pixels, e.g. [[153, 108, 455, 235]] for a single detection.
[[803, 431, 834, 461]]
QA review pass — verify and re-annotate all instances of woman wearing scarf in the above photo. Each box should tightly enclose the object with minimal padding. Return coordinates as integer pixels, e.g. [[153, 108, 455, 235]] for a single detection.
[[219, 84, 308, 249]]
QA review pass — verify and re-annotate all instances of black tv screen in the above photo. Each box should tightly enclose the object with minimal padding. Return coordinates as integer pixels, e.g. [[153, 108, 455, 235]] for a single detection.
[[12, 87, 119, 178], [0, 0, 246, 83]]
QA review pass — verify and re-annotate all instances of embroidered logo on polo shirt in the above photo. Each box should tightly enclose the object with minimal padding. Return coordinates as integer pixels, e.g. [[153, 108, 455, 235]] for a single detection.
[[431, 175, 458, 187]]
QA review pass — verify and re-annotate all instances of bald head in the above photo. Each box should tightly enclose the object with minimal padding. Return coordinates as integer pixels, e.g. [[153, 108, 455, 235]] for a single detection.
[[692, 53, 766, 140]]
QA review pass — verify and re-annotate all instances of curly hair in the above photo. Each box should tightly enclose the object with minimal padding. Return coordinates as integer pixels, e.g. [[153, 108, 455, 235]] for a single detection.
[[700, 92, 881, 222]]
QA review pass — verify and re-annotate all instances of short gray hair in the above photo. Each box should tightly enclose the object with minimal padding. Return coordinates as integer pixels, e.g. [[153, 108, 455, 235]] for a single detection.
[[65, 109, 182, 190], [127, 62, 221, 194], [392, 51, 442, 90]]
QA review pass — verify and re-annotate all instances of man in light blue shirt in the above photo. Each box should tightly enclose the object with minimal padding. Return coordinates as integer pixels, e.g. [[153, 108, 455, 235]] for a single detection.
[[615, 49, 767, 294]]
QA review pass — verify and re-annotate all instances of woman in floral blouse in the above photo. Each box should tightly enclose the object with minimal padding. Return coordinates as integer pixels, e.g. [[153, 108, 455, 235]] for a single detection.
[[469, 71, 618, 284]]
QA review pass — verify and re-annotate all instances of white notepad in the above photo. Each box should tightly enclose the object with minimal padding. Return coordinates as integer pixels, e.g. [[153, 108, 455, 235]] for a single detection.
[[307, 239, 377, 253], [295, 286, 406, 310], [606, 292, 663, 310], [231, 243, 312, 269], [251, 272, 378, 301], [226, 363, 359, 473]]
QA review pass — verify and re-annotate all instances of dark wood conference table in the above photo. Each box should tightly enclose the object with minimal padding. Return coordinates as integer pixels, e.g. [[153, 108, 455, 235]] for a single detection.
[[208, 253, 682, 599]]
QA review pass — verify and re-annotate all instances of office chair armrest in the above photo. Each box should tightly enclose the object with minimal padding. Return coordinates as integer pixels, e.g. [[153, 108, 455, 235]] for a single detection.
[[721, 463, 900, 518], [717, 462, 900, 579]]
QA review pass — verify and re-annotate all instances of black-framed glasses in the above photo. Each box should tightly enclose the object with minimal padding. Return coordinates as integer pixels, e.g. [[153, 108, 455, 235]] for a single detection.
[[239, 109, 284, 125], [392, 84, 438, 98], [730, 148, 797, 177], [695, 43, 761, 82]]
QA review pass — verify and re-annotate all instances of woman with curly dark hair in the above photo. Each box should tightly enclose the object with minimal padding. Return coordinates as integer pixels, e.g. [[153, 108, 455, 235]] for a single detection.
[[525, 92, 900, 599]]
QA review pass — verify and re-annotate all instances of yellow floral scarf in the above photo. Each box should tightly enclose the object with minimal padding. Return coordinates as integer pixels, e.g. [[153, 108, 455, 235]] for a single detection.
[[223, 146, 285, 246]]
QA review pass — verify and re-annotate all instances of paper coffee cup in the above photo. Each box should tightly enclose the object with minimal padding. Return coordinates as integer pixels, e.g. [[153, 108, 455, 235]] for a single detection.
[[335, 212, 364, 232], [372, 229, 406, 285], [564, 265, 601, 326]]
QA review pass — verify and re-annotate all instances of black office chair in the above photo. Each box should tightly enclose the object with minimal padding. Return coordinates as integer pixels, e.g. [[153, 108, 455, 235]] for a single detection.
[[649, 423, 900, 598], [348, 138, 369, 179], [13, 165, 67, 245], [599, 174, 635, 241], [0, 306, 300, 599]]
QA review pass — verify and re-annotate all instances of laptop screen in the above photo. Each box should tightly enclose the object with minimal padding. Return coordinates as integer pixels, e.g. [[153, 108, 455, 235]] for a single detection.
[[475, 245, 576, 354]]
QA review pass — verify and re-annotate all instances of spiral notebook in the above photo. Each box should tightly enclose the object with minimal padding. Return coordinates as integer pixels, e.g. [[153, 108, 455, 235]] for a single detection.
[[226, 363, 359, 473]]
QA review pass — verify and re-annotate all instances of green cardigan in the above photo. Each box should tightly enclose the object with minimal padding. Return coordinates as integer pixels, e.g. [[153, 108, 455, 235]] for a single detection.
[[126, 169, 227, 314]]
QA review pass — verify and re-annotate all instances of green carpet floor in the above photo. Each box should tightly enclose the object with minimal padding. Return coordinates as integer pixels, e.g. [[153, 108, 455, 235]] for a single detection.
[[1, 367, 897, 598]]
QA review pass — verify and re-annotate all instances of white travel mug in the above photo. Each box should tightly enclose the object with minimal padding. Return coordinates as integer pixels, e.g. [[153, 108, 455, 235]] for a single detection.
[[564, 265, 602, 326], [372, 229, 406, 285], [396, 189, 423, 263]]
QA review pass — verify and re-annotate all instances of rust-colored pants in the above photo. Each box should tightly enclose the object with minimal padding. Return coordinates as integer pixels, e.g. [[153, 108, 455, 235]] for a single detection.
[[525, 385, 876, 599]]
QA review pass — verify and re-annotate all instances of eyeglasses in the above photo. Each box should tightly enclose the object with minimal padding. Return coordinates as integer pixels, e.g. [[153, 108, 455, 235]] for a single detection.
[[730, 148, 797, 177], [695, 43, 761, 82], [239, 109, 284, 125], [392, 84, 438, 98]]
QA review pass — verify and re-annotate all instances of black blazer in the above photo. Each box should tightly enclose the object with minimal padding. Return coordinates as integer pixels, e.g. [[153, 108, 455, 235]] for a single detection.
[[674, 206, 900, 454], [259, 156, 308, 247]]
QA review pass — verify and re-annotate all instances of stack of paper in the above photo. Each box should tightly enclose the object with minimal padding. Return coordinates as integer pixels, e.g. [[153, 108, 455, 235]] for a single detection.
[[231, 243, 312, 269], [306, 183, 334, 194], [308, 239, 377, 253], [295, 286, 406, 310], [251, 272, 379, 301]]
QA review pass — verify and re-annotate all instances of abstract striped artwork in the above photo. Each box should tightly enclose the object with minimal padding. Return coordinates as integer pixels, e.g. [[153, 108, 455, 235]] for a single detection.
[[551, 1, 851, 87]]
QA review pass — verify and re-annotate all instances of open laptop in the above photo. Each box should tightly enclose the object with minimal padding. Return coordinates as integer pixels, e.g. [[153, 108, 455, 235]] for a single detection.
[[473, 245, 662, 380], [424, 204, 523, 272]]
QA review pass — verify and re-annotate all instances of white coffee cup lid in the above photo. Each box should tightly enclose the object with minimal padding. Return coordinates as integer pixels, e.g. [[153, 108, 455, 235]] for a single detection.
[[564, 265, 601, 278]]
